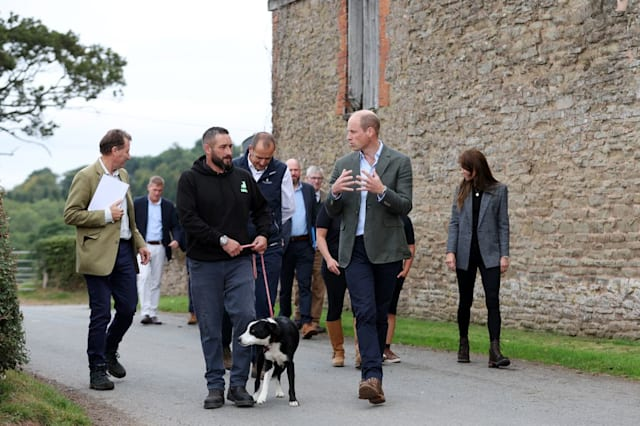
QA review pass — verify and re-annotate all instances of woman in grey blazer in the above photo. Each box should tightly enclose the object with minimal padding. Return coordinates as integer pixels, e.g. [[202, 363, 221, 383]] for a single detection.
[[446, 149, 510, 368]]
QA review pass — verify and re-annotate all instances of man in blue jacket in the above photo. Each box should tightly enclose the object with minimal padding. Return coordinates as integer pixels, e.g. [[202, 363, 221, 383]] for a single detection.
[[134, 175, 182, 325], [280, 158, 319, 339]]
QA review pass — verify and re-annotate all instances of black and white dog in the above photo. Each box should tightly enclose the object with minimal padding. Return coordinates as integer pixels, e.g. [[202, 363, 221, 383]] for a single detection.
[[239, 316, 300, 406]]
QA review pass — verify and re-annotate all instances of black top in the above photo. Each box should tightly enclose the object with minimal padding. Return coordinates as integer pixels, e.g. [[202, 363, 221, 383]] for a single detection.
[[176, 155, 273, 262], [471, 189, 483, 250], [315, 202, 340, 260], [401, 215, 415, 245]]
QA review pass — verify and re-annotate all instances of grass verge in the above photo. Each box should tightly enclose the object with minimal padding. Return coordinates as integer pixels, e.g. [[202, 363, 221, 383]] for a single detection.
[[0, 370, 91, 425]]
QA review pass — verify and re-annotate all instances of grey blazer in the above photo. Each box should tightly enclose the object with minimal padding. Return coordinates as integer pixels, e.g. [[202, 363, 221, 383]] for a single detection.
[[446, 183, 510, 271], [327, 144, 412, 267]]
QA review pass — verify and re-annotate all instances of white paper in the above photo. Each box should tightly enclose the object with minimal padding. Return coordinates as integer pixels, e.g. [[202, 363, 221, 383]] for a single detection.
[[88, 174, 130, 211]]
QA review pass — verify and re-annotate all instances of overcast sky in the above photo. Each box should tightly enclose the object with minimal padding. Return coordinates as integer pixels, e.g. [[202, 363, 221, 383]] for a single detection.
[[0, 0, 272, 190]]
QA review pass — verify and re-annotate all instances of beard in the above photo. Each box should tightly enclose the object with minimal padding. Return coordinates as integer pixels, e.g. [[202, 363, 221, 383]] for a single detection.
[[212, 153, 232, 171]]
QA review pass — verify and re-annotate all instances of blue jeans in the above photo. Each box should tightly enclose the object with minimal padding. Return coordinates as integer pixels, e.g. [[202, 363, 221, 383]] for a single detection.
[[279, 240, 314, 324], [188, 256, 256, 390], [85, 239, 138, 368], [345, 236, 401, 381]]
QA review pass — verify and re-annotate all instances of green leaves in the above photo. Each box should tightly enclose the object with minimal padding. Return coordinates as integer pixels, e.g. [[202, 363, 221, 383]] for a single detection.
[[0, 12, 126, 139], [0, 190, 29, 374]]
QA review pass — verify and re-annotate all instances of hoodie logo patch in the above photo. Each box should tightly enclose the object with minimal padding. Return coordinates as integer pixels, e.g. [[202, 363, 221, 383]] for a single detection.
[[240, 180, 248, 193]]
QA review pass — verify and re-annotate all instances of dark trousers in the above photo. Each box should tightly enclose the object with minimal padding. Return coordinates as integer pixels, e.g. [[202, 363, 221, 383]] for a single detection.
[[344, 236, 401, 381], [84, 239, 138, 368], [456, 244, 502, 341], [388, 276, 405, 315], [279, 240, 314, 324], [321, 261, 348, 321]]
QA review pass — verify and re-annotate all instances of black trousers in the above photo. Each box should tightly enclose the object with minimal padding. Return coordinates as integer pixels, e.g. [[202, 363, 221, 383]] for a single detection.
[[455, 244, 502, 341], [321, 261, 348, 322]]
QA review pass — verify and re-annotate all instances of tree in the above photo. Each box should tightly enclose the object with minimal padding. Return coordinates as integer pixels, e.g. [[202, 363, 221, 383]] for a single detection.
[[5, 168, 62, 202], [0, 189, 28, 374], [0, 13, 126, 141]]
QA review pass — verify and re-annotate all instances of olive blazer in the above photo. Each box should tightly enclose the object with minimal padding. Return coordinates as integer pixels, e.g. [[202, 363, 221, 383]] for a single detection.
[[326, 144, 413, 267], [64, 160, 146, 276], [446, 183, 510, 271]]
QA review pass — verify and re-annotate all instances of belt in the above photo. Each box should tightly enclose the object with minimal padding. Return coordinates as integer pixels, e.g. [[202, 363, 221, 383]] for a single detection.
[[147, 241, 162, 245], [290, 235, 309, 242]]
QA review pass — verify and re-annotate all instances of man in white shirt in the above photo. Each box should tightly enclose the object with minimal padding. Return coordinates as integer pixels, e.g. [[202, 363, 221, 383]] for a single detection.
[[133, 176, 182, 325]]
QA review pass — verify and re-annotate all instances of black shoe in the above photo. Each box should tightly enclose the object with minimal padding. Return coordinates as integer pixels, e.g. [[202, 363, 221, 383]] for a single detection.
[[90, 365, 114, 390], [457, 337, 470, 363], [150, 316, 163, 325], [105, 351, 126, 378], [227, 386, 255, 407], [488, 340, 511, 368], [204, 389, 225, 409], [141, 315, 152, 324]]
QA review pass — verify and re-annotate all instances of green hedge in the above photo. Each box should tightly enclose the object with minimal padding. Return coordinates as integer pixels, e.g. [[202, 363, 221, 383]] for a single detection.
[[0, 191, 28, 373], [34, 236, 85, 291]]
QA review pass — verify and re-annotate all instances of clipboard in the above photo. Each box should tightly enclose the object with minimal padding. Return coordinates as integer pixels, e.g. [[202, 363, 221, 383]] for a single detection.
[[88, 174, 130, 211]]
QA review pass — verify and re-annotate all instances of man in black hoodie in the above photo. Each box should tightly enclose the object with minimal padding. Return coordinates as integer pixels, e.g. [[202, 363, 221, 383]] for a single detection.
[[177, 126, 272, 409]]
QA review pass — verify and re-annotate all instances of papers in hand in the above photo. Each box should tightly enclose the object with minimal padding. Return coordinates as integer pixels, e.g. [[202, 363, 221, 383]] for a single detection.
[[88, 174, 130, 211]]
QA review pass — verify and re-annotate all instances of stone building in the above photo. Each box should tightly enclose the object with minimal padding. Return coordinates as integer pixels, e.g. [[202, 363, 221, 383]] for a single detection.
[[267, 0, 640, 338]]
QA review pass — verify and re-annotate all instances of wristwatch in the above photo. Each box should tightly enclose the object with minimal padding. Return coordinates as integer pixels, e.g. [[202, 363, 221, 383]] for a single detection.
[[219, 235, 229, 246]]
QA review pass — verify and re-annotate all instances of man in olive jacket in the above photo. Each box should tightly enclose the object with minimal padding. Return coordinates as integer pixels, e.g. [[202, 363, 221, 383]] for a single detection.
[[64, 129, 150, 391], [327, 110, 412, 405]]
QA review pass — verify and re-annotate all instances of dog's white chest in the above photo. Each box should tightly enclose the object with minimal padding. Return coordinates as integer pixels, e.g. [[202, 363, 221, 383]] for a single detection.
[[264, 342, 288, 366]]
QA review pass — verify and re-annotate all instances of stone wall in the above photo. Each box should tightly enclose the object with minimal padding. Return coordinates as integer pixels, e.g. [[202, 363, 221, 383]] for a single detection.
[[160, 249, 189, 297], [269, 0, 640, 338]]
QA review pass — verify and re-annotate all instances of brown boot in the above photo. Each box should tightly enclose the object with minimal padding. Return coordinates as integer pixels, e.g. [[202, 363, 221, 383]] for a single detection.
[[457, 336, 470, 363], [301, 322, 318, 339], [326, 320, 345, 367], [187, 312, 197, 325], [353, 317, 361, 369], [488, 340, 510, 368]]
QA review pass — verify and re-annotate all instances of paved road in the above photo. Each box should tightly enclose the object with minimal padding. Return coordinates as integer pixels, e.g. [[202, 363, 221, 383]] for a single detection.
[[22, 305, 640, 426]]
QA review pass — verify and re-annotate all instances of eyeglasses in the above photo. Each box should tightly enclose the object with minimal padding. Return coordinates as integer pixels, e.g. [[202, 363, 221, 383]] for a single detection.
[[308, 176, 324, 181]]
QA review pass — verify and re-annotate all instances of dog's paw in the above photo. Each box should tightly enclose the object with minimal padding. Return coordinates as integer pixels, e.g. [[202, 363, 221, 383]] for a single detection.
[[256, 396, 267, 405], [289, 400, 299, 407], [275, 390, 285, 398]]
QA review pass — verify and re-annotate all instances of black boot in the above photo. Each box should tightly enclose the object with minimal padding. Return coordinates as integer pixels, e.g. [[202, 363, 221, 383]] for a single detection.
[[90, 364, 114, 390], [488, 340, 510, 368], [105, 350, 126, 378], [457, 336, 470, 363]]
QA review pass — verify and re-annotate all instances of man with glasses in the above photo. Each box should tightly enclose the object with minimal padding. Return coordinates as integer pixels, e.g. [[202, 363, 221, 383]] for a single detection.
[[293, 165, 327, 333]]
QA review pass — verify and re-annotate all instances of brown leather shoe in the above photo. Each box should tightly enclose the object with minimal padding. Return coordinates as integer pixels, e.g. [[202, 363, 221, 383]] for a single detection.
[[358, 377, 385, 404], [187, 312, 197, 325], [301, 323, 318, 340]]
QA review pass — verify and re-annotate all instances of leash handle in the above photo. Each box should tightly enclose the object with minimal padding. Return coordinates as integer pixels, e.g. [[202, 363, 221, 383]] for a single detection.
[[252, 253, 274, 318]]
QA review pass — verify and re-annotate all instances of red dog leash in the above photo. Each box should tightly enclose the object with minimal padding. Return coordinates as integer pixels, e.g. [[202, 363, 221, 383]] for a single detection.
[[252, 253, 274, 318]]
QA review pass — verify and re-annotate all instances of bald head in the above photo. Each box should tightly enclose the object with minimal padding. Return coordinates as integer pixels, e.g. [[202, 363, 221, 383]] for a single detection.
[[286, 158, 302, 186]]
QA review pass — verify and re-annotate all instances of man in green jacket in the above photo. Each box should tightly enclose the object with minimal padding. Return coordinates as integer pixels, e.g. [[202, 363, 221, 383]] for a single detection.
[[327, 110, 412, 405], [64, 129, 150, 391]]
